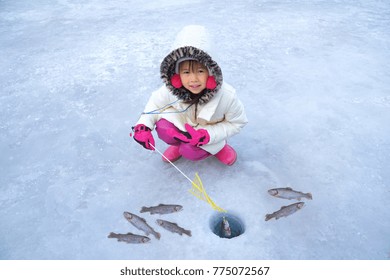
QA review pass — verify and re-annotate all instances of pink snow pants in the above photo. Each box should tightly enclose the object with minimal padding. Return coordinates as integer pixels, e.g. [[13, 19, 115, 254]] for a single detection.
[[155, 118, 211, 161]]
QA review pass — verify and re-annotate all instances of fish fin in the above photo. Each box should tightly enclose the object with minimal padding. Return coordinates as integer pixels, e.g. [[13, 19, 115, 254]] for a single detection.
[[281, 206, 287, 209], [157, 203, 166, 206], [140, 207, 149, 213], [155, 232, 161, 240], [286, 187, 293, 190], [307, 193, 313, 200]]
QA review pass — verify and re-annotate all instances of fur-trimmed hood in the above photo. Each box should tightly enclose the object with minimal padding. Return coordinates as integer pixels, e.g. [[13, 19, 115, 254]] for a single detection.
[[160, 25, 223, 105]]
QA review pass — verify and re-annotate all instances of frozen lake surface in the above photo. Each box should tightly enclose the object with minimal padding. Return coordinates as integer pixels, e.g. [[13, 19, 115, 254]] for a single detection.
[[1, 0, 389, 259]]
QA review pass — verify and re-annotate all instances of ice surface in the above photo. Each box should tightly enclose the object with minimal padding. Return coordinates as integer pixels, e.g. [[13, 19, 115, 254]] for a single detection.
[[1, 0, 389, 259]]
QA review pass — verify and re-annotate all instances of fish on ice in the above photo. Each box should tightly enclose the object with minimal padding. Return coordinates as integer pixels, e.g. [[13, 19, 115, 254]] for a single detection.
[[140, 204, 183, 215], [156, 219, 192, 237], [265, 202, 305, 221], [221, 216, 231, 237], [268, 187, 312, 200], [108, 232, 150, 244], [123, 212, 161, 239]]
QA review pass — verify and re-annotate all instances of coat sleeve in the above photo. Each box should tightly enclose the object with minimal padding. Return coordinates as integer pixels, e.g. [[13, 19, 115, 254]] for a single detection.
[[205, 92, 248, 144], [136, 86, 173, 130]]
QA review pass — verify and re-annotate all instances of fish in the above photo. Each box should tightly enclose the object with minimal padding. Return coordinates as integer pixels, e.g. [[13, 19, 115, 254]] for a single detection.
[[108, 232, 150, 244], [268, 187, 312, 200], [221, 216, 231, 237], [123, 212, 161, 240], [156, 219, 192, 237], [265, 202, 305, 221], [140, 204, 183, 215]]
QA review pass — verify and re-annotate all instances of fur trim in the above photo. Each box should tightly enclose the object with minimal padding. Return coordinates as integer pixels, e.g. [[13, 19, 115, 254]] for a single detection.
[[160, 46, 223, 105]]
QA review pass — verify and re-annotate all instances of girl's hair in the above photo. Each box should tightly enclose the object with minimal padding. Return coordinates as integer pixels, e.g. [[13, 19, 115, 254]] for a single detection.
[[178, 60, 207, 118], [179, 60, 207, 73]]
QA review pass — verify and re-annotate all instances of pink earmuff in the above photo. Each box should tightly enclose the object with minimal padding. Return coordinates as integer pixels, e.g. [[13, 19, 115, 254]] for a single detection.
[[206, 76, 217, 90], [171, 74, 217, 90], [171, 74, 182, 88]]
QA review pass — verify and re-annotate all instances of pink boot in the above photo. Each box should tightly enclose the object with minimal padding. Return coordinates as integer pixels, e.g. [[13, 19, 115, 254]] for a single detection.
[[162, 145, 181, 162], [214, 144, 237, 166]]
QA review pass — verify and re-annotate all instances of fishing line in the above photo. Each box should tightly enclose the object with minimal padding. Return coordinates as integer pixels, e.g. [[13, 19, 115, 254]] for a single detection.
[[141, 100, 194, 115], [149, 142, 226, 213], [149, 143, 194, 184]]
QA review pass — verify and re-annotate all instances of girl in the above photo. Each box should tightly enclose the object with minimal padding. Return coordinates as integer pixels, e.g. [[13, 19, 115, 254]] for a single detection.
[[132, 25, 247, 166]]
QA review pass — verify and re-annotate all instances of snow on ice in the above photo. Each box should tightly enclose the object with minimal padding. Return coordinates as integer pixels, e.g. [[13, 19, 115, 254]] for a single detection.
[[1, 0, 390, 259]]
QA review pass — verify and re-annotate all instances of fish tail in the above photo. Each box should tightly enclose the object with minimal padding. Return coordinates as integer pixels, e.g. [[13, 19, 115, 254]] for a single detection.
[[265, 214, 272, 221], [306, 193, 313, 200], [108, 232, 116, 238], [184, 230, 192, 237], [140, 207, 149, 213], [142, 237, 150, 243]]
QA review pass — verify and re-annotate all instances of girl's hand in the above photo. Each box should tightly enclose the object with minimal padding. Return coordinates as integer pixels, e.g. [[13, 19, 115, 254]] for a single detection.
[[132, 124, 155, 150], [183, 123, 210, 147]]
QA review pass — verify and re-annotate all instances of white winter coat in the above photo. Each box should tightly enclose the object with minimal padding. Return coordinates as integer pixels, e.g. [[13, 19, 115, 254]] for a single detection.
[[136, 25, 247, 154], [137, 82, 247, 154]]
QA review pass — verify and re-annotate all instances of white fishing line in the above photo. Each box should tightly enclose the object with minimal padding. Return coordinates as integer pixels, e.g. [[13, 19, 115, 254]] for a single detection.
[[149, 143, 194, 185]]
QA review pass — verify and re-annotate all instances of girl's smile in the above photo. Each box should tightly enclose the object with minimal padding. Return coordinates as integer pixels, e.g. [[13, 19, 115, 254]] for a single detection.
[[179, 60, 209, 94]]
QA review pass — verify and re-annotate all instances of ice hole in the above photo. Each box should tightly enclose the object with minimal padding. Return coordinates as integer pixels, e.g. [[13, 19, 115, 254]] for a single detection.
[[209, 212, 245, 239]]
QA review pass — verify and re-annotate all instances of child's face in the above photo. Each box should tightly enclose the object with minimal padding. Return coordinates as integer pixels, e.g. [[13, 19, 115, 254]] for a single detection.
[[179, 60, 209, 94]]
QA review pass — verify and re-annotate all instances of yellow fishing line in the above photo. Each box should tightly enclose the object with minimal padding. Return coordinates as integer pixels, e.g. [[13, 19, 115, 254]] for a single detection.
[[189, 172, 227, 213], [148, 143, 226, 212]]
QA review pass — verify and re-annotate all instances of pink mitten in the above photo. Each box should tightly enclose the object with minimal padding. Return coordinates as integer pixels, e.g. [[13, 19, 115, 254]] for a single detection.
[[184, 123, 210, 147], [165, 128, 190, 143], [132, 124, 155, 150]]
